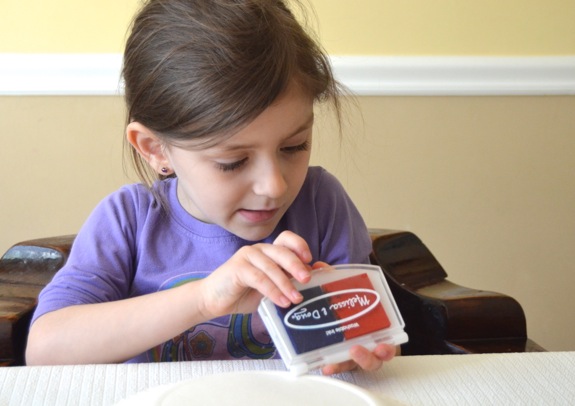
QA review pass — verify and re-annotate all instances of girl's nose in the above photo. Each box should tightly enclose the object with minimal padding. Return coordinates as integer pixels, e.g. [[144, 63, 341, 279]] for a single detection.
[[253, 162, 288, 198]]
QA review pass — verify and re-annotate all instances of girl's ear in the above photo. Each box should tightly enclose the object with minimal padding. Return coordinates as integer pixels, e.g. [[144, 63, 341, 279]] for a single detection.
[[126, 122, 172, 175]]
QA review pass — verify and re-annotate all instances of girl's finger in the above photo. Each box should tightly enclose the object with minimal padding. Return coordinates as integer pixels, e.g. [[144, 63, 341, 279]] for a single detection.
[[311, 261, 329, 270], [238, 246, 303, 307], [349, 344, 393, 371], [272, 231, 312, 264], [321, 360, 358, 375], [257, 243, 311, 284]]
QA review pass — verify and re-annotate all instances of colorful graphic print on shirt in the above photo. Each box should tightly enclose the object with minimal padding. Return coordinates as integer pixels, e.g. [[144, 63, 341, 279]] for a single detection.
[[145, 273, 276, 362]]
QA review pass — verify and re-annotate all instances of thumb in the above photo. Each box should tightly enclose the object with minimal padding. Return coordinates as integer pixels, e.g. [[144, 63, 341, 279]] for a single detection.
[[311, 261, 330, 270]]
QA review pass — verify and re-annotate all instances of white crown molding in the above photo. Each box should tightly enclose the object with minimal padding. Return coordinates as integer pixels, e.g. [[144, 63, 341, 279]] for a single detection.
[[1, 54, 574, 96]]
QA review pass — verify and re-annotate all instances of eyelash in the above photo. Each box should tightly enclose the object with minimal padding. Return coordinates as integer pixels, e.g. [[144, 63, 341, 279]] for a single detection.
[[216, 140, 310, 172], [282, 140, 310, 154], [217, 158, 248, 172]]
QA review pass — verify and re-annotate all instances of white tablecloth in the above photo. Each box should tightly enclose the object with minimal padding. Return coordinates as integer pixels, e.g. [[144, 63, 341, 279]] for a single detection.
[[1, 352, 574, 405]]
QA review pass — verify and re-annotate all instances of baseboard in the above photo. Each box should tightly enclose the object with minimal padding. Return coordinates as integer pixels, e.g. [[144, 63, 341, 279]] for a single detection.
[[1, 54, 574, 96]]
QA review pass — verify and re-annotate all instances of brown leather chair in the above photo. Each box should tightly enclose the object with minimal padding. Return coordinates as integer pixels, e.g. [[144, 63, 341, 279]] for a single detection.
[[0, 230, 543, 366], [0, 235, 74, 366], [369, 229, 544, 355]]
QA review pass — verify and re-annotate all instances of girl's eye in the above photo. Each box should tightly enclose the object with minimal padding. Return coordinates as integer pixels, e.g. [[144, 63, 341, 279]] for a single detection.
[[216, 158, 248, 172], [282, 140, 310, 154], [214, 140, 309, 172]]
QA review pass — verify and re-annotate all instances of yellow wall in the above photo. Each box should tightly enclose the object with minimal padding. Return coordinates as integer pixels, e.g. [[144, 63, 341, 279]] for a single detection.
[[2, 95, 574, 354], [1, 0, 575, 54], [312, 0, 575, 55], [0, 0, 138, 53]]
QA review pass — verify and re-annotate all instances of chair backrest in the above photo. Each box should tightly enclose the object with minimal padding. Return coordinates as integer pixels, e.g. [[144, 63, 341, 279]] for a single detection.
[[369, 229, 447, 290], [0, 235, 74, 366]]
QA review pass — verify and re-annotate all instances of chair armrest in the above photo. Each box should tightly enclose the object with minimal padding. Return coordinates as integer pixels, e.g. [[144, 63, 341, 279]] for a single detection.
[[1, 229, 544, 364], [368, 229, 544, 355], [0, 235, 75, 365]]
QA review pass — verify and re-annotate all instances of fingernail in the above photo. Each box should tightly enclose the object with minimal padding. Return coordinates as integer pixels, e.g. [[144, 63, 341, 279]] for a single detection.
[[291, 290, 303, 302], [279, 296, 291, 307], [298, 271, 310, 282]]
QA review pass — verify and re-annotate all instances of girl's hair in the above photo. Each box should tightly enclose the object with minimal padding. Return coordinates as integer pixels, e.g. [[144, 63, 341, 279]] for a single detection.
[[122, 0, 342, 186]]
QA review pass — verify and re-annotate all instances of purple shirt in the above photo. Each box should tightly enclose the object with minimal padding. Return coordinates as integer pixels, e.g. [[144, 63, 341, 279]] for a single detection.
[[32, 166, 371, 362]]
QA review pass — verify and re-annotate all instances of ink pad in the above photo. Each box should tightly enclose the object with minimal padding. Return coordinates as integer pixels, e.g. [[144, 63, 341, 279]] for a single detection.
[[258, 264, 408, 375]]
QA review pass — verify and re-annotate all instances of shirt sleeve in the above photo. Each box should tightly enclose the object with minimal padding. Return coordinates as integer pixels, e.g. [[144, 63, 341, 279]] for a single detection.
[[309, 167, 372, 265], [31, 185, 144, 324]]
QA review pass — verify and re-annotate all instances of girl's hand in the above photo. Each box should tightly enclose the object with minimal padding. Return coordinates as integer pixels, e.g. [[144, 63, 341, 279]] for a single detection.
[[321, 344, 397, 375], [199, 231, 313, 318]]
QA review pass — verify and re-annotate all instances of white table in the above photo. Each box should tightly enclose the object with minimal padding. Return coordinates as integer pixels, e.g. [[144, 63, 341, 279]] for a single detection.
[[1, 352, 574, 405]]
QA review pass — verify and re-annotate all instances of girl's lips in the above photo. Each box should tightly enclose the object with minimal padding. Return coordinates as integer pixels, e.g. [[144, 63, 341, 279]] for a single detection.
[[238, 208, 279, 223]]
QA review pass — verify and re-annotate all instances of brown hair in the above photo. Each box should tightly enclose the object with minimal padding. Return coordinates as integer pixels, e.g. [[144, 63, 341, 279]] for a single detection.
[[122, 0, 342, 186]]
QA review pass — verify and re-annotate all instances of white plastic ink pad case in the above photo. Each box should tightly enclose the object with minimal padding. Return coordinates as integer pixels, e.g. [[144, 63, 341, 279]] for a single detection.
[[258, 264, 408, 375]]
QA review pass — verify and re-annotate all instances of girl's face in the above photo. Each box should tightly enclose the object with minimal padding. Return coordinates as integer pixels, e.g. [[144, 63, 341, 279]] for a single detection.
[[165, 84, 314, 241]]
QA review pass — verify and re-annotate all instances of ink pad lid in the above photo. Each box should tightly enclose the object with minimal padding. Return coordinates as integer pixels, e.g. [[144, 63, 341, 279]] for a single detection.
[[258, 264, 408, 375]]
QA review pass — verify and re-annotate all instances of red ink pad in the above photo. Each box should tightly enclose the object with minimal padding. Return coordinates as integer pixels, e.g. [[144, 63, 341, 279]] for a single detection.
[[258, 264, 408, 375], [322, 273, 391, 340]]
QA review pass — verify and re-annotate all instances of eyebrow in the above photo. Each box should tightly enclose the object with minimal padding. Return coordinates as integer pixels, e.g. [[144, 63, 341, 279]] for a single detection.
[[218, 113, 315, 152]]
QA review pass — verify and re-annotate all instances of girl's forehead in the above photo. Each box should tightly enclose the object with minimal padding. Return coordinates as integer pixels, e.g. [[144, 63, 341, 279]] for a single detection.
[[182, 111, 313, 154], [220, 112, 314, 148], [167, 83, 314, 151]]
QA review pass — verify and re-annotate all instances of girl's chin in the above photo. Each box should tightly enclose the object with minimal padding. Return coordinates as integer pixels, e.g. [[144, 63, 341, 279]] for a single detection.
[[227, 221, 279, 242], [234, 227, 276, 242]]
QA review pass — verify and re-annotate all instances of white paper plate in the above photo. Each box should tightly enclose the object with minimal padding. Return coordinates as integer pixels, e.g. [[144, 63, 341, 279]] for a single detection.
[[116, 371, 402, 405]]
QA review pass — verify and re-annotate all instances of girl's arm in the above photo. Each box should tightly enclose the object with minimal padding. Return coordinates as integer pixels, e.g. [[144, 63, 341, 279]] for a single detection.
[[26, 231, 312, 365], [27, 279, 210, 365]]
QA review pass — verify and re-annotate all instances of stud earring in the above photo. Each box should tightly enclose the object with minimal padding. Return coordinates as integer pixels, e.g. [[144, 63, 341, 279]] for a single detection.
[[161, 167, 169, 174]]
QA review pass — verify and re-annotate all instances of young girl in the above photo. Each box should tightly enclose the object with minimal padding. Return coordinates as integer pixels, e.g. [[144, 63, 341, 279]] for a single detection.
[[26, 0, 395, 374]]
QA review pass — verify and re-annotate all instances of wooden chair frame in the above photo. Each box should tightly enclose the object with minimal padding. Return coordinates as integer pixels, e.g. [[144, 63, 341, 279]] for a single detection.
[[369, 229, 544, 355], [0, 230, 542, 366]]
